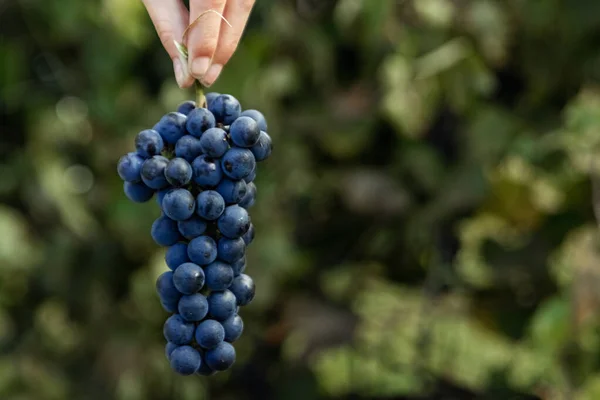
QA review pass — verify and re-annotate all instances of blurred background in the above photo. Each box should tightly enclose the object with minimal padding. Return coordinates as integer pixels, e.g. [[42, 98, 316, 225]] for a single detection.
[[2, 0, 600, 399]]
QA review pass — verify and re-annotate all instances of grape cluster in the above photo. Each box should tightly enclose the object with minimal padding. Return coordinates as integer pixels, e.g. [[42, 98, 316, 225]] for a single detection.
[[117, 93, 272, 376]]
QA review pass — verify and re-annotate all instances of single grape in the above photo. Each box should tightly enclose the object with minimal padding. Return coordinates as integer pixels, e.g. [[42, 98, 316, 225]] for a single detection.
[[229, 274, 255, 306], [187, 235, 218, 265], [173, 262, 205, 294], [221, 148, 256, 180], [244, 166, 256, 183], [196, 190, 226, 220], [229, 116, 260, 148], [192, 155, 223, 188], [240, 109, 268, 132], [165, 243, 190, 271], [217, 238, 245, 263], [163, 314, 195, 345], [186, 108, 216, 137], [166, 342, 179, 361], [207, 290, 237, 321], [123, 181, 154, 203], [215, 178, 247, 205], [239, 182, 256, 209], [156, 188, 171, 208], [175, 135, 203, 162], [205, 92, 220, 108], [195, 319, 225, 349], [205, 342, 236, 371], [117, 152, 144, 182], [231, 257, 246, 276], [170, 345, 202, 375], [218, 205, 250, 239], [196, 352, 217, 376], [156, 271, 182, 302], [162, 189, 196, 221], [164, 157, 193, 187], [204, 261, 234, 291], [242, 223, 255, 246], [199, 127, 229, 158], [177, 100, 196, 116], [178, 293, 209, 322], [151, 215, 181, 246], [221, 314, 244, 343], [250, 131, 273, 162], [135, 129, 164, 158], [209, 94, 241, 125], [154, 112, 187, 144], [141, 155, 170, 189], [177, 216, 207, 240]]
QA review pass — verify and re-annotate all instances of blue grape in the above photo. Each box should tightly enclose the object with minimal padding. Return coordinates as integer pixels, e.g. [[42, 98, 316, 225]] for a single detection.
[[170, 345, 201, 375], [199, 127, 229, 158], [154, 112, 187, 144], [175, 135, 203, 162], [166, 342, 179, 360], [244, 167, 256, 183], [156, 271, 182, 302], [141, 155, 170, 189], [165, 243, 190, 271], [221, 314, 244, 343], [205, 342, 236, 371], [229, 274, 255, 306], [192, 155, 223, 187], [187, 235, 218, 265], [173, 262, 205, 294], [196, 190, 226, 220], [151, 215, 181, 246], [209, 94, 241, 125], [218, 205, 250, 239], [217, 238, 245, 263], [177, 100, 196, 116], [123, 181, 154, 203], [195, 319, 225, 349], [205, 92, 220, 108], [186, 108, 216, 138], [135, 129, 164, 158], [196, 352, 217, 376], [240, 109, 268, 132], [242, 223, 255, 246], [250, 131, 273, 162], [156, 188, 171, 207], [164, 157, 193, 187], [177, 216, 207, 240], [163, 314, 195, 345], [221, 148, 256, 180], [207, 290, 237, 321], [239, 182, 256, 209], [204, 261, 234, 291], [162, 189, 196, 221], [161, 298, 179, 313], [178, 293, 209, 322], [231, 257, 246, 276], [215, 178, 247, 205], [230, 116, 260, 148], [117, 152, 144, 182]]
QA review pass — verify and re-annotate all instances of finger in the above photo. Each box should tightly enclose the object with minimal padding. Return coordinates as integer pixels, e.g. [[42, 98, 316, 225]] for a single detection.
[[187, 0, 228, 80], [142, 0, 195, 88], [201, 0, 255, 87]]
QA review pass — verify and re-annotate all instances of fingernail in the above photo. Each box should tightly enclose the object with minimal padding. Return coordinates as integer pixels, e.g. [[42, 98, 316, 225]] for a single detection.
[[190, 57, 210, 79], [200, 64, 223, 87], [173, 59, 185, 88]]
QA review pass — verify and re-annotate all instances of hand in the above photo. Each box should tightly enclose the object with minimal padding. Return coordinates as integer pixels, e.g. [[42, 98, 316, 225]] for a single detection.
[[142, 0, 255, 88]]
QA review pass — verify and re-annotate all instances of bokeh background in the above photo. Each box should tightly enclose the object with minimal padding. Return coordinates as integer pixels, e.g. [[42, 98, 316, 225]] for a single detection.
[[3, 0, 600, 399]]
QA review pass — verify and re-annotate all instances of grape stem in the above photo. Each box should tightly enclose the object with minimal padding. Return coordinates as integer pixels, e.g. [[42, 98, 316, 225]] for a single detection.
[[195, 81, 207, 109]]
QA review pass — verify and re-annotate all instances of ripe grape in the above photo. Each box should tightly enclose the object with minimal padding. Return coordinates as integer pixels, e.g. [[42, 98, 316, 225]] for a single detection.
[[199, 127, 229, 157], [205, 92, 220, 108], [173, 262, 205, 294], [162, 189, 196, 221], [175, 135, 203, 162], [240, 109, 268, 132], [192, 155, 223, 187], [204, 261, 234, 291], [141, 155, 170, 189], [196, 190, 225, 220], [117, 152, 144, 182], [205, 342, 236, 371], [217, 237, 245, 263], [165, 243, 190, 271], [156, 271, 182, 302], [135, 129, 164, 158], [207, 290, 237, 321], [229, 274, 256, 306], [221, 315, 244, 343], [165, 158, 193, 187], [178, 293, 209, 322], [186, 108, 216, 137], [221, 148, 256, 180], [177, 100, 196, 116], [215, 178, 247, 205], [154, 112, 187, 144], [239, 182, 256, 209], [231, 257, 246, 277], [151, 215, 181, 246], [187, 235, 218, 265], [209, 94, 241, 124], [195, 319, 225, 349], [123, 181, 154, 203], [250, 131, 273, 162], [177, 216, 207, 240], [230, 116, 260, 148], [218, 205, 250, 239], [242, 223, 255, 246], [163, 314, 195, 345], [170, 345, 202, 375], [166, 342, 178, 360]]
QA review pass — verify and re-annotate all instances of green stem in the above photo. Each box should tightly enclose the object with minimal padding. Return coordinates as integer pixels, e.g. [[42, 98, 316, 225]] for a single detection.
[[195, 81, 207, 108]]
